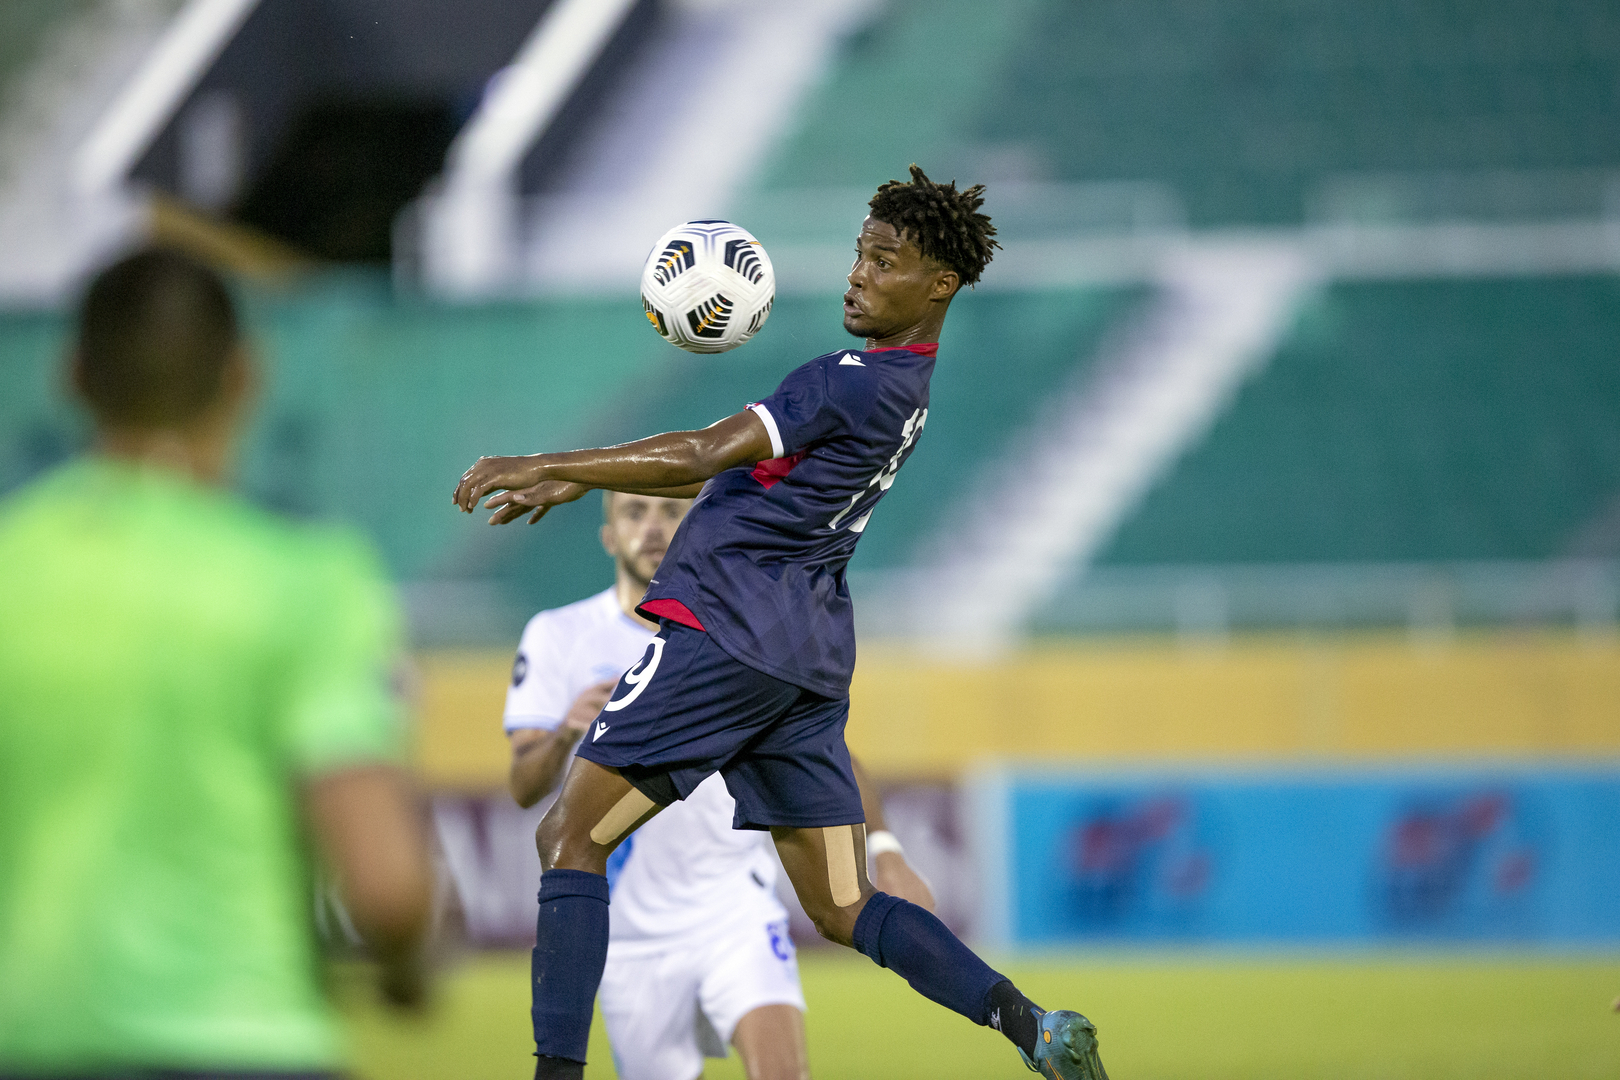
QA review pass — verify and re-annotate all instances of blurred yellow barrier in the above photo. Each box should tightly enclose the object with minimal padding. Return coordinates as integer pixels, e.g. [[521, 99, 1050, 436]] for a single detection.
[[411, 651, 515, 789], [412, 633, 1620, 786]]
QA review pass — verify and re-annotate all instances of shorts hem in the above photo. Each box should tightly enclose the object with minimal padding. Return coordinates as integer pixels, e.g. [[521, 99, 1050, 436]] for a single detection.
[[572, 747, 704, 803], [619, 763, 680, 806], [734, 811, 866, 831], [572, 739, 635, 772]]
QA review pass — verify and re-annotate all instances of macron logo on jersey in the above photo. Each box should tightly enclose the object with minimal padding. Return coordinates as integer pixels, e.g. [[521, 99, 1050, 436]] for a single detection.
[[838, 353, 864, 366]]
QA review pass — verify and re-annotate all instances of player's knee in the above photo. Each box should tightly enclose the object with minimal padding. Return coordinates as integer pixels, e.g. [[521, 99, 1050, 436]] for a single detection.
[[801, 892, 867, 948], [534, 807, 595, 873], [534, 813, 562, 870], [807, 911, 855, 947]]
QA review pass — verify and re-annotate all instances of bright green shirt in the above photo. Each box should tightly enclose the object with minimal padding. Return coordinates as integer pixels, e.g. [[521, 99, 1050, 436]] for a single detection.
[[0, 458, 403, 1074]]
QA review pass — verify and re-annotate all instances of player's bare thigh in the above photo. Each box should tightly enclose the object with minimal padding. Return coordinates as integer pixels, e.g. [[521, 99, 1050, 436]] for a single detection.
[[535, 757, 663, 874], [770, 824, 875, 947], [730, 1003, 809, 1080]]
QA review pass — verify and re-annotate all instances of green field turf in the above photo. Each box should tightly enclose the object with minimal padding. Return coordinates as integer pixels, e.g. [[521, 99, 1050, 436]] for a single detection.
[[334, 949, 1620, 1079]]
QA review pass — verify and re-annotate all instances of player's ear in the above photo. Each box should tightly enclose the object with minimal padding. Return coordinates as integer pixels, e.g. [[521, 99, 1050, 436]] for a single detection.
[[931, 268, 961, 302], [600, 521, 618, 557]]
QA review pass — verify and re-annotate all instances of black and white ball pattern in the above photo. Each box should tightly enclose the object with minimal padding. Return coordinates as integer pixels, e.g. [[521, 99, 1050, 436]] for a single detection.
[[640, 220, 775, 354]]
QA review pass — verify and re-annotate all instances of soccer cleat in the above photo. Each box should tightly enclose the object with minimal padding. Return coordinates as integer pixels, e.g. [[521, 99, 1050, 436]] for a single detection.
[[1018, 1010, 1109, 1080]]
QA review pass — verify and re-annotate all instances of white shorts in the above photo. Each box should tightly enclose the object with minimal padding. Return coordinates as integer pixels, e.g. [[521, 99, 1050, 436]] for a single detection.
[[598, 915, 806, 1080]]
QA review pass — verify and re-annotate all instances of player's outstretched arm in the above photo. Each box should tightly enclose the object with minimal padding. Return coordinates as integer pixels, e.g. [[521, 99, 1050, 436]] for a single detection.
[[454, 410, 772, 525]]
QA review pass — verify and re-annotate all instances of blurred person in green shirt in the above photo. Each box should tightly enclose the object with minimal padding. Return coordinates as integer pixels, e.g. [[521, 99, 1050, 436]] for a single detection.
[[0, 248, 433, 1078]]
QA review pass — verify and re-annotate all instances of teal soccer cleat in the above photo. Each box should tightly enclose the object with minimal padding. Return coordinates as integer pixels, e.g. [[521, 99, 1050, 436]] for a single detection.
[[1018, 1010, 1109, 1080]]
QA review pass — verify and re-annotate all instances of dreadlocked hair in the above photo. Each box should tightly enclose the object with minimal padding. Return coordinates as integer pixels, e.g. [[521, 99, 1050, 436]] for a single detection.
[[867, 164, 999, 287]]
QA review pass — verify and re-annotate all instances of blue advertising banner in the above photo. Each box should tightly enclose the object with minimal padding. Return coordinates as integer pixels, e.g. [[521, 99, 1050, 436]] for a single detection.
[[965, 763, 1620, 946]]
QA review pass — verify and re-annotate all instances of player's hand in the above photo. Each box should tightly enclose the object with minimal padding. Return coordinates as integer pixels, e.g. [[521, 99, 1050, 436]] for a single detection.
[[484, 479, 590, 525], [873, 852, 935, 911], [454, 454, 546, 513], [562, 679, 619, 732]]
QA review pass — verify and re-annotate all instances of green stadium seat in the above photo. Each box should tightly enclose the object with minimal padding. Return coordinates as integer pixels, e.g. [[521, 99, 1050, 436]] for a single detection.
[[1094, 275, 1620, 567]]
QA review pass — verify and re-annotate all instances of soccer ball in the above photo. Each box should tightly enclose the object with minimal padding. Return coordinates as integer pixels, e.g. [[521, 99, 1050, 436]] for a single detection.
[[640, 220, 775, 353]]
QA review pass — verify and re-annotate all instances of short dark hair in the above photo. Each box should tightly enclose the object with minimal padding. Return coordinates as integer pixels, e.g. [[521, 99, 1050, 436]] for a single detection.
[[867, 164, 999, 287], [76, 247, 239, 427]]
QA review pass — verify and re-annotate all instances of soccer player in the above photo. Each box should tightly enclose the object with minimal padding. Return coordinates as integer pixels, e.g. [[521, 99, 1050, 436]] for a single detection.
[[455, 167, 1107, 1080], [505, 488, 936, 1080], [0, 249, 433, 1079]]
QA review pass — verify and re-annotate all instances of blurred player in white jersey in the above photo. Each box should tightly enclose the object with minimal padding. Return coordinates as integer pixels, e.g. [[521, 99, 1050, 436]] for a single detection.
[[503, 490, 933, 1080]]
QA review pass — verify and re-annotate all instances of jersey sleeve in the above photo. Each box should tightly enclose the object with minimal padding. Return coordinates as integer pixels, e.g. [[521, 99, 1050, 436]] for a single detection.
[[503, 611, 570, 733], [748, 355, 878, 458], [282, 531, 406, 775]]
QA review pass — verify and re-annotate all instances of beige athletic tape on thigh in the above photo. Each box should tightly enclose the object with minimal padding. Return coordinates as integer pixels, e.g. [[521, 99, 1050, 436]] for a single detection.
[[824, 825, 862, 907], [590, 788, 657, 845]]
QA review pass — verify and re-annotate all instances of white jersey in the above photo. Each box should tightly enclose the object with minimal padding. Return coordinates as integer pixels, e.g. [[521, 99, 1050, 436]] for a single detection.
[[505, 588, 785, 951]]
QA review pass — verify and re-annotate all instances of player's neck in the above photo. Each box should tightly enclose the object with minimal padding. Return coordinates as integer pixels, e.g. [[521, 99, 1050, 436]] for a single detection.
[[615, 572, 658, 630], [95, 424, 232, 487], [865, 310, 946, 351]]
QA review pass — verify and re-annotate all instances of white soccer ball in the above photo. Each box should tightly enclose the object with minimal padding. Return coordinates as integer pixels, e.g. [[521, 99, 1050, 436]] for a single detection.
[[640, 220, 775, 354]]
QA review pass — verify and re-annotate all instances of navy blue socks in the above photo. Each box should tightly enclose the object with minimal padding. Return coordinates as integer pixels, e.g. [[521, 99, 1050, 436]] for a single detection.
[[852, 891, 1019, 1033], [531, 869, 610, 1075], [985, 978, 1046, 1059]]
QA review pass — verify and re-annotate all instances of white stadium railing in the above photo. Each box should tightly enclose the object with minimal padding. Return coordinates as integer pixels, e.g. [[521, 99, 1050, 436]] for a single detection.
[[72, 0, 259, 199], [419, 0, 641, 297], [0, 0, 255, 303]]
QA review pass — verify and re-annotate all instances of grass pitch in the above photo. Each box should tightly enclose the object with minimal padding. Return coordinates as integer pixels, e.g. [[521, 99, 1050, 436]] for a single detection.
[[336, 949, 1620, 1079]]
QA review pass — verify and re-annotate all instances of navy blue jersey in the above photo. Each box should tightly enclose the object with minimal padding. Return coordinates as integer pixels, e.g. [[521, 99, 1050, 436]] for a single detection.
[[639, 343, 936, 697]]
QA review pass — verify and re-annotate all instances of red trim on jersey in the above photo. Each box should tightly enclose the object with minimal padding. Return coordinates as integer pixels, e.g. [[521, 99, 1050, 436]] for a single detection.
[[751, 449, 806, 490], [638, 598, 705, 631], [894, 342, 938, 357]]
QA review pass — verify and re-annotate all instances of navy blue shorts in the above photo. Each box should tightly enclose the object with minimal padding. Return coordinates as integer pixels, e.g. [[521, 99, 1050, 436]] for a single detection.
[[573, 623, 865, 830]]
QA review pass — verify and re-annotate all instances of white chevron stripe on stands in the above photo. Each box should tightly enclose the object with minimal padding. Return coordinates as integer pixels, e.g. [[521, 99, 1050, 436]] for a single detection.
[[862, 239, 1319, 651]]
